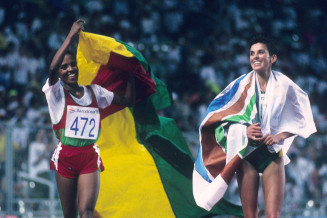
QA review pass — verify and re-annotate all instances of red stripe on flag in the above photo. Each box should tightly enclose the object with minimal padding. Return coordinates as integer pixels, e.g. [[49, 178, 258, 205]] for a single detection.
[[91, 52, 156, 119]]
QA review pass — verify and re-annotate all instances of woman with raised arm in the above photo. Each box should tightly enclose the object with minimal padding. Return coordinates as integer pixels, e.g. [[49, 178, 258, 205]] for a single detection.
[[42, 19, 135, 218]]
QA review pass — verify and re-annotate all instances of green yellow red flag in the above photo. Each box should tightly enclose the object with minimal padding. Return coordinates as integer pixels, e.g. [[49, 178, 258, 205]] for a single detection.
[[76, 31, 243, 217]]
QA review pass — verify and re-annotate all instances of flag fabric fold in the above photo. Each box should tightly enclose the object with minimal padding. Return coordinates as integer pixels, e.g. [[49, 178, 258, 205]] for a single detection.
[[77, 31, 156, 117], [193, 70, 317, 211], [77, 31, 243, 217]]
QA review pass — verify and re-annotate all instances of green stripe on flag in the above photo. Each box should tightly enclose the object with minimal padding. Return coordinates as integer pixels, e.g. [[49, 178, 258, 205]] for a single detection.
[[215, 125, 227, 151], [115, 39, 149, 72], [131, 71, 243, 217], [224, 94, 256, 123], [214, 94, 256, 152]]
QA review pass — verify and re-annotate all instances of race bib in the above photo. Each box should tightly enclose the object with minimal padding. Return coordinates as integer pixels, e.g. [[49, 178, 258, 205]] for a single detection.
[[65, 105, 100, 140]]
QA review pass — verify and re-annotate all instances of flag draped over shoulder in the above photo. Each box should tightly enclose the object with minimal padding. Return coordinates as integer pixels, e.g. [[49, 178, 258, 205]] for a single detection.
[[193, 71, 317, 211], [76, 31, 243, 218]]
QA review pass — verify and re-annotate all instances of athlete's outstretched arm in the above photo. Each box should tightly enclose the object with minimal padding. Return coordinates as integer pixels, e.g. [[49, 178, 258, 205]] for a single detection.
[[112, 72, 136, 107]]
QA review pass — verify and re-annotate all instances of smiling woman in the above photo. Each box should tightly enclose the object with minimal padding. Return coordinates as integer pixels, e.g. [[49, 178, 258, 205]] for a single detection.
[[59, 55, 78, 80], [193, 35, 316, 217], [57, 52, 84, 98], [249, 39, 277, 92], [42, 19, 137, 218]]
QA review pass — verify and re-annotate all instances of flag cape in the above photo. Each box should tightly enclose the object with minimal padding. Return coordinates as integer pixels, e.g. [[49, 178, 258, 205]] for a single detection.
[[193, 71, 316, 210], [77, 31, 243, 217]]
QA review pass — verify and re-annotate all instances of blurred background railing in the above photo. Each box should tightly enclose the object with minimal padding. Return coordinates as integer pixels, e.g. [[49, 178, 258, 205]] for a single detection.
[[0, 123, 62, 217]]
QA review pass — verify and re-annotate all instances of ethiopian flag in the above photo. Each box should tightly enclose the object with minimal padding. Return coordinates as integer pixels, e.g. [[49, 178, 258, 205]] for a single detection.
[[76, 31, 243, 217]]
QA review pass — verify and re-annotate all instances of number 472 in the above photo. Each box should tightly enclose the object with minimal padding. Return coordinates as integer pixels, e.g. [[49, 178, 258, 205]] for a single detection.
[[70, 116, 96, 137]]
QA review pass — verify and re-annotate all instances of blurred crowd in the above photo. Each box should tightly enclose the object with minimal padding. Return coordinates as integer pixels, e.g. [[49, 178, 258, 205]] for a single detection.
[[0, 0, 327, 215]]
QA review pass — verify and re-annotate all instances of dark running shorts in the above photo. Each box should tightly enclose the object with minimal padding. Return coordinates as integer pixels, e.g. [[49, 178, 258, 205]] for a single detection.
[[50, 142, 104, 178], [244, 144, 281, 173]]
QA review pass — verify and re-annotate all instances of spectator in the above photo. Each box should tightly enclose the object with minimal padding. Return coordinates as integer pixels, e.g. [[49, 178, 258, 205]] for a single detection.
[[28, 129, 51, 178]]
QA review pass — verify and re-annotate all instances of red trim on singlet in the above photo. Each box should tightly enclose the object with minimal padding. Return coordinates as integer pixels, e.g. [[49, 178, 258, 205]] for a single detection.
[[52, 86, 101, 131]]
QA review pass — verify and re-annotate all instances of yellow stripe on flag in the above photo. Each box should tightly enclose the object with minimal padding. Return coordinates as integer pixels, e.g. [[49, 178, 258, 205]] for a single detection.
[[76, 32, 174, 217], [78, 31, 134, 65], [77, 32, 100, 86], [95, 109, 174, 217], [77, 31, 135, 86]]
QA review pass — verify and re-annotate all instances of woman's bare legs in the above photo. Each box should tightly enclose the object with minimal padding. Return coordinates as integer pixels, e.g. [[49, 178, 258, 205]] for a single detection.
[[55, 172, 78, 218], [237, 160, 260, 218], [262, 157, 285, 218], [78, 171, 101, 218], [55, 170, 100, 218]]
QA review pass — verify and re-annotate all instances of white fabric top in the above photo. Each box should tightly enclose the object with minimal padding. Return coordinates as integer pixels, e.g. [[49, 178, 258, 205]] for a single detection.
[[257, 71, 316, 157], [42, 79, 114, 124], [230, 71, 317, 165], [193, 70, 317, 211]]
